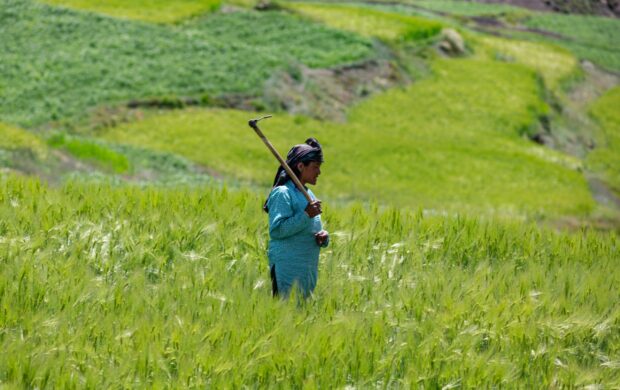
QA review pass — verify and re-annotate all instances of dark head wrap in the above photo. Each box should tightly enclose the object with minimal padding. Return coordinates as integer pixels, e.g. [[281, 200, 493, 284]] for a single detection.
[[263, 138, 323, 212]]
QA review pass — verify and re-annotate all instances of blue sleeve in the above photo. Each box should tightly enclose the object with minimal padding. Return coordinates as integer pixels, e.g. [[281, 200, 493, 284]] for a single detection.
[[268, 187, 311, 240]]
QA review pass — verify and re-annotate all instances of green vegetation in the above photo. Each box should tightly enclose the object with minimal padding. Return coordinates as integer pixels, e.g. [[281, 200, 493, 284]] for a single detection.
[[48, 133, 130, 173], [588, 87, 620, 194], [0, 0, 374, 127], [316, 0, 523, 17], [0, 123, 47, 158], [523, 13, 620, 72], [40, 0, 222, 23], [474, 35, 578, 90], [410, 0, 525, 16], [286, 2, 443, 41], [0, 174, 618, 387], [1, 1, 618, 387], [102, 58, 592, 217]]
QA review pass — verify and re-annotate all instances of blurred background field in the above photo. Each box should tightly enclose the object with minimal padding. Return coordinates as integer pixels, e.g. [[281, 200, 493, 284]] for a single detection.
[[1, 0, 619, 387]]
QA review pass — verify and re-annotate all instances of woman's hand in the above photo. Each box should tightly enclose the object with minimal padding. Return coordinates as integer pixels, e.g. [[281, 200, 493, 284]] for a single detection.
[[305, 200, 322, 218], [315, 230, 329, 246]]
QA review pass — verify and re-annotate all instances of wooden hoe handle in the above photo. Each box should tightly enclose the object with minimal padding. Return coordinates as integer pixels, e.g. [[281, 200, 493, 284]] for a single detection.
[[248, 116, 313, 203]]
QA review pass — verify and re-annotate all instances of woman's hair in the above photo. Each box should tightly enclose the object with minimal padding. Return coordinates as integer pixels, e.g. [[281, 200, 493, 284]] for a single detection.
[[263, 138, 323, 213]]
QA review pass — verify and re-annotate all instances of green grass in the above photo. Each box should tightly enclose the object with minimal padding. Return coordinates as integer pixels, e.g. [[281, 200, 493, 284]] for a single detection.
[[39, 0, 222, 23], [410, 0, 525, 16], [474, 35, 579, 90], [0, 0, 374, 127], [47, 133, 130, 173], [0, 122, 47, 158], [286, 2, 443, 41], [523, 13, 620, 72], [0, 174, 617, 387], [305, 0, 524, 16], [588, 87, 620, 194], [101, 57, 593, 217]]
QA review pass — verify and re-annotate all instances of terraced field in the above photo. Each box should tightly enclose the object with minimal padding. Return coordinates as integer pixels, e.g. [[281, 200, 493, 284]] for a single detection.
[[0, 0, 374, 126], [101, 57, 592, 216], [1, 0, 619, 387]]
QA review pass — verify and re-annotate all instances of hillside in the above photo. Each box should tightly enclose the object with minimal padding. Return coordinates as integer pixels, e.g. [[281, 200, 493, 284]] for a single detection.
[[1, 0, 620, 387], [477, 0, 620, 17]]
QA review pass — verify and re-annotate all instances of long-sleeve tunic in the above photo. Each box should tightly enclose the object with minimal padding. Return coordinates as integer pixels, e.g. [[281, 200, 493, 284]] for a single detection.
[[267, 180, 329, 297]]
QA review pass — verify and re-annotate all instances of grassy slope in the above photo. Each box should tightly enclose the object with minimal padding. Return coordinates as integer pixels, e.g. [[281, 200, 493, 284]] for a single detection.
[[0, 0, 374, 127], [523, 13, 620, 73], [588, 87, 620, 194], [101, 58, 592, 217], [0, 174, 617, 387], [40, 0, 222, 23], [409, 0, 525, 16], [312, 0, 523, 16], [473, 35, 578, 90], [286, 2, 443, 41], [0, 123, 47, 158], [363, 0, 620, 74], [47, 133, 130, 173]]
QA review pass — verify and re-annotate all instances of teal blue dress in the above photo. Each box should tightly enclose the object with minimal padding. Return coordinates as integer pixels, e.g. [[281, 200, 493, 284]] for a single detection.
[[267, 180, 329, 298]]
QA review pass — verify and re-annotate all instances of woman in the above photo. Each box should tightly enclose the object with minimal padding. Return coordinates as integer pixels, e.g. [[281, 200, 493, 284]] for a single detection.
[[264, 138, 329, 299]]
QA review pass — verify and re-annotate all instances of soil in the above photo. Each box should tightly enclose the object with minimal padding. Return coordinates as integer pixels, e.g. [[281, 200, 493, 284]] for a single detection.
[[262, 59, 408, 122]]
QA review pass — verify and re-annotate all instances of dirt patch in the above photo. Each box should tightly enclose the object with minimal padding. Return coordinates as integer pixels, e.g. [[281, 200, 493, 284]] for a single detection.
[[263, 59, 407, 122], [568, 61, 620, 110], [588, 175, 620, 208], [544, 60, 620, 158]]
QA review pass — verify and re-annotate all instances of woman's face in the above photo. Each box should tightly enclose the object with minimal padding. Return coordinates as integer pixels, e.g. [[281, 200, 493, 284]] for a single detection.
[[298, 161, 322, 185]]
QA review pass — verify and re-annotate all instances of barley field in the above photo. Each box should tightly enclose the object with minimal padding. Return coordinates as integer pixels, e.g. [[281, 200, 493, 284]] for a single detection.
[[1, 0, 619, 387], [0, 175, 618, 387]]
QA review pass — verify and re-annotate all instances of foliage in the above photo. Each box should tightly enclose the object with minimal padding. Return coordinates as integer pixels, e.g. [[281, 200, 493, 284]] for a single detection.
[[48, 133, 130, 173], [588, 87, 620, 194], [0, 123, 46, 156], [101, 58, 592, 217], [0, 175, 617, 387], [40, 0, 222, 23], [286, 2, 443, 41], [0, 0, 374, 127], [523, 13, 620, 72]]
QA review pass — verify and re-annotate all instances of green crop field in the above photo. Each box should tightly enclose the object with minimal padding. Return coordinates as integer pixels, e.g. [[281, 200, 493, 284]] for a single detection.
[[523, 13, 620, 73], [0, 0, 374, 127], [309, 0, 524, 17], [0, 174, 618, 387], [1, 0, 619, 387], [39, 0, 222, 23], [410, 0, 525, 16], [474, 35, 578, 90], [0, 123, 47, 158], [362, 0, 620, 73], [47, 133, 130, 174], [286, 3, 443, 41], [100, 57, 592, 217]]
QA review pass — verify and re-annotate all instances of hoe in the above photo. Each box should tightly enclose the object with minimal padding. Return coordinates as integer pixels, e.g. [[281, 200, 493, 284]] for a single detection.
[[248, 115, 313, 203]]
